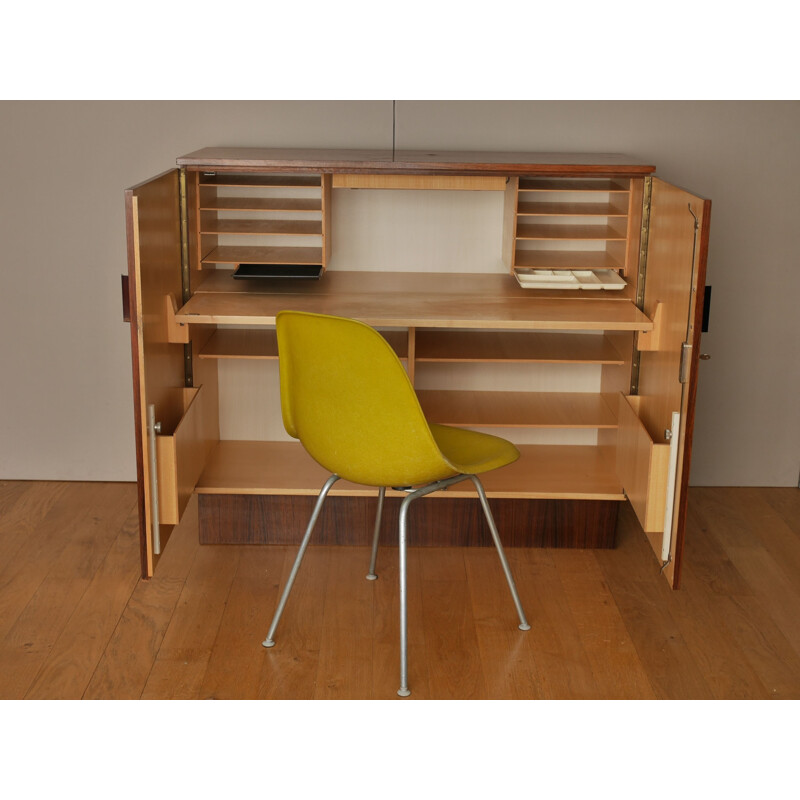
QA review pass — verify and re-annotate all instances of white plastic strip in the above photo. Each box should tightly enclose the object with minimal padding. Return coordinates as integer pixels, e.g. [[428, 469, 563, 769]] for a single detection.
[[147, 403, 161, 556], [661, 411, 682, 562]]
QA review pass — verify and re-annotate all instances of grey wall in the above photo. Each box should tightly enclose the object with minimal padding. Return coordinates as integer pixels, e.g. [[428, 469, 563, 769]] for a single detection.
[[1, 100, 798, 486]]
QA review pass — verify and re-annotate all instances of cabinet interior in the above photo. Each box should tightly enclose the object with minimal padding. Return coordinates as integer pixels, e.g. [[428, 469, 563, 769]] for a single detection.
[[165, 169, 664, 511]]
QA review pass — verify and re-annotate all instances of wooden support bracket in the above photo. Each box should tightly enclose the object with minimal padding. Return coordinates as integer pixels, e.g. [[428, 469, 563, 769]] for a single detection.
[[637, 302, 664, 351], [165, 294, 190, 344]]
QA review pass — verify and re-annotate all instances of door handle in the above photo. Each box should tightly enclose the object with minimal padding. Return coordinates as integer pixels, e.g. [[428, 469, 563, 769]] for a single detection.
[[147, 404, 162, 556]]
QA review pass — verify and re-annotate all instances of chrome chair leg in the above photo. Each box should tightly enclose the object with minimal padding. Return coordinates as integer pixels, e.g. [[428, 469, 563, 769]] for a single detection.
[[366, 486, 385, 580], [469, 474, 531, 631], [396, 474, 470, 697], [262, 473, 340, 648], [397, 490, 414, 697]]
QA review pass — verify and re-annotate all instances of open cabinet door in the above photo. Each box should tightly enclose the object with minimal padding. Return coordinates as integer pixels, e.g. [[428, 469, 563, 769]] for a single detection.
[[125, 170, 187, 578], [633, 177, 711, 588]]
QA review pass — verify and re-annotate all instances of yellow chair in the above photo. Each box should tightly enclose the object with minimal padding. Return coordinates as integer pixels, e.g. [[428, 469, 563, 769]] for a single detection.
[[262, 311, 530, 696]]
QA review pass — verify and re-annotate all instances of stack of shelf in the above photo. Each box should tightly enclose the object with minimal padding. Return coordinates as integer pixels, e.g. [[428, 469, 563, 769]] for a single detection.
[[510, 177, 636, 287], [195, 173, 331, 275], [193, 321, 635, 501]]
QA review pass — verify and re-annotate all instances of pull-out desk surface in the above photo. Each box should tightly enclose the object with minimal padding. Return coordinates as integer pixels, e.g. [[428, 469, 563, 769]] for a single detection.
[[178, 270, 654, 331]]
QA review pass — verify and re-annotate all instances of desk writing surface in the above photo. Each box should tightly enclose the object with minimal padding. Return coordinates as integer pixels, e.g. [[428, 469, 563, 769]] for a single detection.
[[177, 271, 653, 331]]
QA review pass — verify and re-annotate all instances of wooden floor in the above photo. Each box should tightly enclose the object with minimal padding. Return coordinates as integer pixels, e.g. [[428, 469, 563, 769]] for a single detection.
[[0, 480, 798, 700]]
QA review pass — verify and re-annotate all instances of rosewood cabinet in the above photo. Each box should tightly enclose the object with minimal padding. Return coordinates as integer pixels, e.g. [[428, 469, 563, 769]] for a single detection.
[[123, 149, 710, 588]]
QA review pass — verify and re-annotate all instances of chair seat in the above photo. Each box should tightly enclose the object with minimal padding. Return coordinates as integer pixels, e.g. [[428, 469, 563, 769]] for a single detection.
[[430, 423, 520, 476]]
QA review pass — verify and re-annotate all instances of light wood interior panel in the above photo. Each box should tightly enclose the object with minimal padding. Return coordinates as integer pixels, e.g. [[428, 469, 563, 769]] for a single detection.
[[415, 330, 625, 363], [636, 179, 705, 440], [417, 390, 618, 429], [328, 188, 506, 273], [332, 174, 507, 191], [156, 385, 219, 524], [616, 394, 670, 533], [199, 327, 407, 360]]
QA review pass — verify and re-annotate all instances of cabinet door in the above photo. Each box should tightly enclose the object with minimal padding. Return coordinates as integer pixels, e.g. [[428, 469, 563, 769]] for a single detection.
[[635, 177, 711, 588], [125, 169, 186, 578]]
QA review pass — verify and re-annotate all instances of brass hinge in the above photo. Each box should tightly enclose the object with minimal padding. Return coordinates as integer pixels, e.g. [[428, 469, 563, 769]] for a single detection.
[[636, 176, 653, 311], [178, 168, 193, 389], [630, 176, 653, 395]]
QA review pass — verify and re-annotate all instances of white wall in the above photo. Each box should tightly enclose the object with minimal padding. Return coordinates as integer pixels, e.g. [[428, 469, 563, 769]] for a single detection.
[[1, 100, 798, 486]]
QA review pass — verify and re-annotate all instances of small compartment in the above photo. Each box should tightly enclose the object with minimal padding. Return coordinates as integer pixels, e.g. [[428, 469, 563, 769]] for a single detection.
[[615, 394, 670, 533], [514, 268, 628, 290], [155, 385, 219, 524]]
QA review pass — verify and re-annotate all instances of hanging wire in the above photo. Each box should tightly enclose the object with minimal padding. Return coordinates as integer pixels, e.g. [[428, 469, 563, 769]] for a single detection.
[[392, 100, 396, 160]]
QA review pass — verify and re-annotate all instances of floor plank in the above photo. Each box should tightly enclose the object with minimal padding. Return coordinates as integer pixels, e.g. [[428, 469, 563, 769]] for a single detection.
[[199, 545, 287, 700], [258, 547, 330, 699], [140, 543, 241, 700], [420, 548, 488, 699], [0, 482, 136, 698], [553, 548, 656, 699], [83, 498, 202, 699], [465, 547, 541, 699], [25, 498, 140, 699]]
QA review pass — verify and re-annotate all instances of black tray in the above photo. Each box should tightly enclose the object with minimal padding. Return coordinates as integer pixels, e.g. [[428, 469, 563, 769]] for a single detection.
[[232, 263, 323, 280]]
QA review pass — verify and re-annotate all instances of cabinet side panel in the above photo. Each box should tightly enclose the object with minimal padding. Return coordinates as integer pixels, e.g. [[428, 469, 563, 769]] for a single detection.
[[669, 198, 711, 588], [636, 178, 709, 586], [127, 169, 185, 577]]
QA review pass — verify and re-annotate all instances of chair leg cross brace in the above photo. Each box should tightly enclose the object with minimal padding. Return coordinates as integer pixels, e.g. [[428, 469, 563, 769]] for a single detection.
[[261, 472, 531, 699]]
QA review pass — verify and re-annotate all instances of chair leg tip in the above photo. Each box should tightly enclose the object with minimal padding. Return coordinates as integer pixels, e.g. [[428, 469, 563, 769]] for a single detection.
[[397, 687, 411, 697], [366, 573, 378, 581], [518, 623, 531, 632], [262, 639, 276, 648]]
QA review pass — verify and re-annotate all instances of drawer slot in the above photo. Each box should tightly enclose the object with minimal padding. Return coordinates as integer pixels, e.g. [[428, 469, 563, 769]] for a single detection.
[[156, 385, 218, 525], [616, 394, 670, 533]]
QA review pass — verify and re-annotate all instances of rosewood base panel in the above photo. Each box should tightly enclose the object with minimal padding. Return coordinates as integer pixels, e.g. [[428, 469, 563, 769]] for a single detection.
[[197, 495, 620, 549]]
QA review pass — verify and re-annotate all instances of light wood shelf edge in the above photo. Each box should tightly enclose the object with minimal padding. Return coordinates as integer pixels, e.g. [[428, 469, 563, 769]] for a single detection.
[[195, 440, 625, 501]]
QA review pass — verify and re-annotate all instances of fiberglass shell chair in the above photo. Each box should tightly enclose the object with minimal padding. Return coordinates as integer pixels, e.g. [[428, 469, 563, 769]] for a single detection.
[[262, 311, 530, 696]]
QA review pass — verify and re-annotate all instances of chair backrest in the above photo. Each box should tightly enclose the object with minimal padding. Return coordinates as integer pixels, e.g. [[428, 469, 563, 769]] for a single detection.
[[276, 311, 457, 487]]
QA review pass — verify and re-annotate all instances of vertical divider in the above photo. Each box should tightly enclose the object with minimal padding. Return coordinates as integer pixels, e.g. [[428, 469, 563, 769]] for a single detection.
[[625, 178, 644, 276], [407, 327, 416, 385], [321, 173, 332, 270], [502, 177, 519, 272]]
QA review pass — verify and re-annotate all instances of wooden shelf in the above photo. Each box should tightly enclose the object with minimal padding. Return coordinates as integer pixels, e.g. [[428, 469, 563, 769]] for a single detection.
[[201, 245, 323, 265], [201, 197, 322, 212], [516, 223, 628, 241], [414, 330, 625, 364], [198, 328, 407, 360], [517, 200, 628, 217], [195, 440, 625, 501], [201, 219, 322, 236], [513, 250, 625, 271], [199, 329, 279, 359], [417, 390, 618, 429], [199, 174, 321, 188], [518, 178, 630, 192]]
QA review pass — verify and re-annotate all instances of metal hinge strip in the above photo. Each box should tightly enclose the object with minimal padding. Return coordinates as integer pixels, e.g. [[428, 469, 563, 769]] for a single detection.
[[679, 342, 692, 384], [178, 168, 193, 388], [631, 176, 653, 395]]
